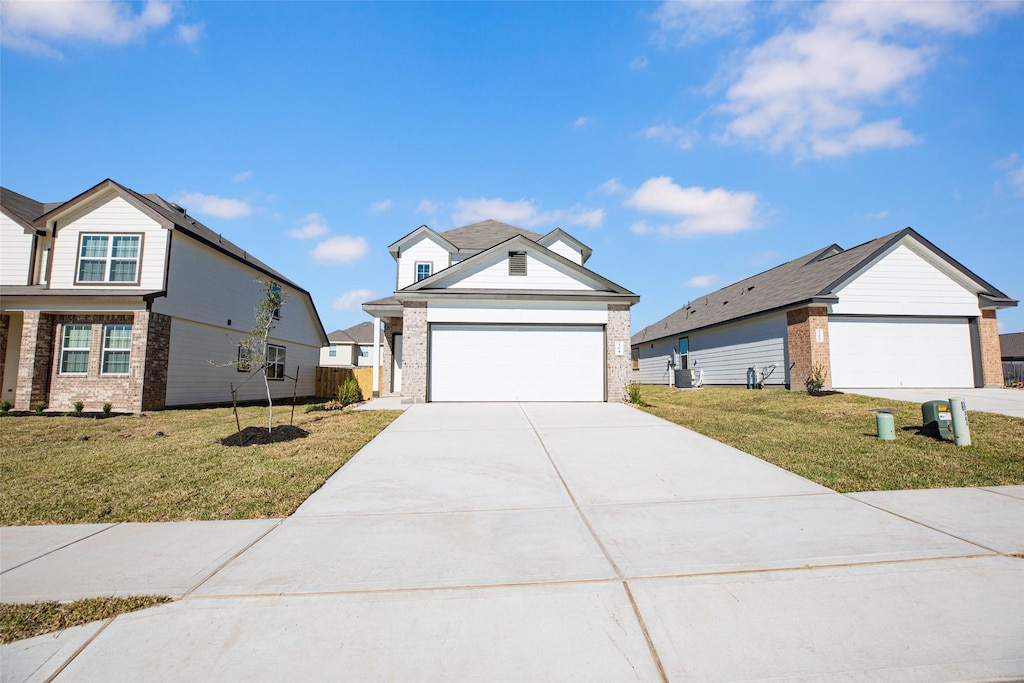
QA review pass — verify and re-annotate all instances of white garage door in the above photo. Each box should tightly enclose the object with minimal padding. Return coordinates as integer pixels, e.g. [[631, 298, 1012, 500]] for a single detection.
[[429, 324, 605, 401], [829, 317, 975, 388]]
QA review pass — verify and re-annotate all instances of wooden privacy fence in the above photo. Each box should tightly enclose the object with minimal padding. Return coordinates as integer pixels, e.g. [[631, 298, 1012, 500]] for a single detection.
[[315, 366, 380, 399]]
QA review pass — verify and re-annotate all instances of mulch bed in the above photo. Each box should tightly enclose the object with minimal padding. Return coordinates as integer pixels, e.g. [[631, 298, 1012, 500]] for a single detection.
[[220, 425, 309, 447]]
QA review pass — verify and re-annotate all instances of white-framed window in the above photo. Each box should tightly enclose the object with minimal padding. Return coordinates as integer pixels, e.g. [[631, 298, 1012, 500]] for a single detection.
[[237, 345, 252, 372], [358, 345, 370, 358], [271, 284, 282, 320], [102, 325, 132, 374], [415, 262, 432, 282], [328, 344, 337, 357], [77, 234, 141, 284], [632, 348, 640, 371], [60, 325, 91, 374], [266, 344, 286, 380]]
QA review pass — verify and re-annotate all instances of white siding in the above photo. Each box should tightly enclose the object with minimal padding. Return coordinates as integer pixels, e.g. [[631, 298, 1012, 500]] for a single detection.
[[544, 238, 583, 265], [396, 235, 452, 289], [831, 244, 980, 317], [829, 317, 975, 388], [427, 300, 607, 324], [632, 314, 787, 386], [164, 319, 319, 406], [319, 343, 357, 367], [0, 214, 34, 286], [154, 234, 323, 349], [49, 194, 168, 290], [447, 253, 596, 291]]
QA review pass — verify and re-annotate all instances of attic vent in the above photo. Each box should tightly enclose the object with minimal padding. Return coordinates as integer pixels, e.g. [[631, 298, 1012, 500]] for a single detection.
[[509, 251, 527, 276], [169, 202, 186, 214]]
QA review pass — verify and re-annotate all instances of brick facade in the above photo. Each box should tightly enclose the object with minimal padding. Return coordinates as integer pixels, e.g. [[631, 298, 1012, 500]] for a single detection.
[[141, 311, 172, 410], [400, 301, 428, 403], [14, 311, 55, 411], [0, 314, 8, 400], [606, 304, 632, 402], [979, 309, 1004, 388], [380, 316, 403, 397], [786, 306, 832, 391]]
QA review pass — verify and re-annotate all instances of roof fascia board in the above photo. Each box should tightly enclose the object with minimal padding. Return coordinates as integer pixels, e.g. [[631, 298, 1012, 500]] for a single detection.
[[402, 234, 636, 296], [537, 228, 593, 262], [387, 225, 456, 259], [34, 179, 174, 232], [395, 290, 639, 304], [1, 206, 37, 233], [632, 296, 838, 346]]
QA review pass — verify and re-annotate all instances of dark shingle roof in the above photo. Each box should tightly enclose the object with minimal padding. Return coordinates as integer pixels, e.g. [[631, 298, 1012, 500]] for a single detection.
[[1001, 332, 1024, 360], [1, 187, 49, 227], [632, 228, 1014, 345], [328, 321, 376, 344], [440, 220, 543, 251]]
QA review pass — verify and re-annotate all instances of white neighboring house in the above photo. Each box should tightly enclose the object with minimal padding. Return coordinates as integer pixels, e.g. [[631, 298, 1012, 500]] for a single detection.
[[0, 179, 328, 412], [320, 321, 380, 367], [362, 220, 638, 402], [632, 228, 1016, 390]]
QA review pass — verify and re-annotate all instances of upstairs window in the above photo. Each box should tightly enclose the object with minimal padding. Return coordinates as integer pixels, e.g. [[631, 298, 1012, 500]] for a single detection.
[[60, 325, 91, 374], [632, 348, 640, 371], [509, 251, 527, 276], [416, 262, 432, 282], [102, 325, 132, 374], [328, 344, 337, 358], [77, 234, 141, 284], [271, 284, 282, 320], [359, 345, 370, 358]]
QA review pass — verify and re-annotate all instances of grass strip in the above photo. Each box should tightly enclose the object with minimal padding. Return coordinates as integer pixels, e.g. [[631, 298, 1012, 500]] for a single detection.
[[637, 386, 1023, 492], [1, 596, 172, 644]]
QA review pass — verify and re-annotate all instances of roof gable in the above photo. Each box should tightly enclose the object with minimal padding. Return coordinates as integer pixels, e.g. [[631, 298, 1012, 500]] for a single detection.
[[537, 228, 593, 264], [388, 225, 456, 260]]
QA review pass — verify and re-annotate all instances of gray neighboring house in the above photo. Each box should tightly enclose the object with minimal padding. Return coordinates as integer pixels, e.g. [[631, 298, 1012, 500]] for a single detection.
[[1001, 332, 1024, 385], [632, 228, 1015, 390], [362, 219, 638, 402], [320, 321, 380, 367]]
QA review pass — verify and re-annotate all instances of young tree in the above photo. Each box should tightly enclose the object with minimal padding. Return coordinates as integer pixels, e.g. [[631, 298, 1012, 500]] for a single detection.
[[212, 278, 288, 432]]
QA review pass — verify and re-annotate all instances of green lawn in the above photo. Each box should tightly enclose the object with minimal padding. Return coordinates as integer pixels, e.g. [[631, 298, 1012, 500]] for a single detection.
[[0, 403, 401, 526], [636, 386, 1024, 492], [0, 597, 172, 644]]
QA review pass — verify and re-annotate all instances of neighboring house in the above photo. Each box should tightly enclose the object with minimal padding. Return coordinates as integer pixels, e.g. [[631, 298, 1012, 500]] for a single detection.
[[632, 228, 1016, 390], [1, 179, 328, 412], [320, 321, 380, 367], [362, 220, 638, 402], [1001, 332, 1024, 385]]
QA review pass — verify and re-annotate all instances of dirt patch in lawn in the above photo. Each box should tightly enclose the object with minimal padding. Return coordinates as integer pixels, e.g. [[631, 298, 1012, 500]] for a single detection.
[[220, 425, 309, 446]]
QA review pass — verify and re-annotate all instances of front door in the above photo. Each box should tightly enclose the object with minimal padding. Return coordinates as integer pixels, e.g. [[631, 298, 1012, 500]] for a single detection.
[[392, 333, 403, 393]]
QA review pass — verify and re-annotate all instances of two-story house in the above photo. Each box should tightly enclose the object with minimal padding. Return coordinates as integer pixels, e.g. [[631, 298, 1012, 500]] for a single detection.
[[319, 321, 381, 368], [362, 220, 638, 402], [1, 179, 328, 412]]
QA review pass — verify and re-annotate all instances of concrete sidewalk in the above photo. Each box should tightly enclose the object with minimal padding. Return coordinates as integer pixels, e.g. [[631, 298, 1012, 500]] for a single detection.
[[3, 403, 1023, 681], [837, 386, 1024, 418]]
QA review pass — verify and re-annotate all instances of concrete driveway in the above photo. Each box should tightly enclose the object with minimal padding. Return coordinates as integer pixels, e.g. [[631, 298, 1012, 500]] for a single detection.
[[837, 386, 1024, 418], [4, 403, 1023, 681]]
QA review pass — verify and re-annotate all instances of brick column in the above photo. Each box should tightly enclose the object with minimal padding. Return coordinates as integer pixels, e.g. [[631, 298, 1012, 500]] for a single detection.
[[0, 314, 9, 393], [979, 310, 1004, 388], [15, 311, 55, 411], [401, 301, 428, 403], [380, 316, 403, 397], [606, 304, 632, 402], [141, 311, 172, 410], [786, 306, 832, 391]]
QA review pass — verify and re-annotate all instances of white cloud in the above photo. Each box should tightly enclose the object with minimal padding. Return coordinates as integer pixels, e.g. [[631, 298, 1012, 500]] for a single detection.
[[416, 199, 440, 215], [332, 289, 374, 311], [288, 213, 330, 240], [995, 153, 1024, 196], [232, 170, 253, 183], [1, 0, 175, 58], [865, 209, 889, 220], [652, 0, 753, 45], [686, 274, 720, 288], [625, 176, 759, 237], [452, 197, 605, 229], [639, 123, 697, 150], [174, 192, 252, 219], [596, 179, 626, 195], [573, 116, 592, 128], [176, 22, 204, 46], [311, 235, 370, 265], [630, 56, 649, 70], [709, 1, 1017, 158], [370, 198, 392, 213]]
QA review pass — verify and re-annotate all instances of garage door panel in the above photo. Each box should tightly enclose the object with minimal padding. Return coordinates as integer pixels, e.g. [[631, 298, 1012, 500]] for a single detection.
[[829, 318, 974, 388], [430, 325, 604, 402]]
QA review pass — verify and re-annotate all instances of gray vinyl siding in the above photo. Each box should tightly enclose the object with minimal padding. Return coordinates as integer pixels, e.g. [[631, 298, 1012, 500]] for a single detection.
[[632, 313, 788, 386]]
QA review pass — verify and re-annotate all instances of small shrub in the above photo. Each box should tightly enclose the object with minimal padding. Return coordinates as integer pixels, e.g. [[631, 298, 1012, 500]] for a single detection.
[[304, 403, 326, 413], [626, 382, 648, 407], [102, 403, 112, 415], [32, 401, 47, 415], [73, 401, 85, 416], [0, 400, 10, 415], [337, 379, 363, 407], [806, 363, 828, 396]]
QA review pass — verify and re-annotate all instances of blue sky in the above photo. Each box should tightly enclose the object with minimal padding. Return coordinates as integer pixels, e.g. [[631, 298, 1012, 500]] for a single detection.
[[2, 1, 1022, 334]]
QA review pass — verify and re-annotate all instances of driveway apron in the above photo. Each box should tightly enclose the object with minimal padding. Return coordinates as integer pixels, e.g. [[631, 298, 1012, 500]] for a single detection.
[[4, 402, 1023, 682]]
